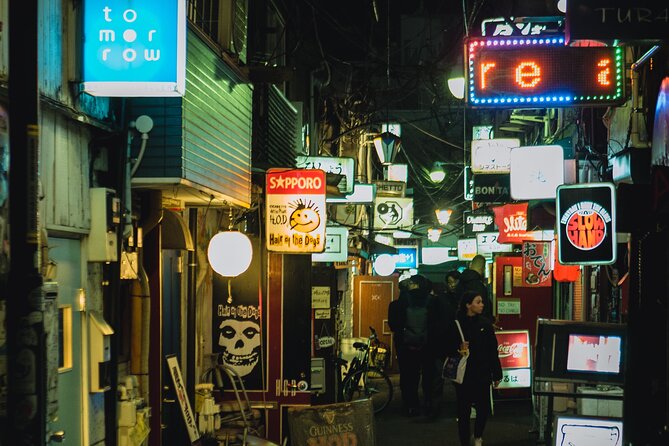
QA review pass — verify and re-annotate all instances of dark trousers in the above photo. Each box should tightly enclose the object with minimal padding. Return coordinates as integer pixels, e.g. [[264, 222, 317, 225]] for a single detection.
[[454, 380, 492, 445], [397, 346, 436, 412]]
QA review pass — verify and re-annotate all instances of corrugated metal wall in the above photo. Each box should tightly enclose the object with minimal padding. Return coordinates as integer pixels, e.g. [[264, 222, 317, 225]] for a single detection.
[[129, 29, 253, 208], [253, 84, 298, 170]]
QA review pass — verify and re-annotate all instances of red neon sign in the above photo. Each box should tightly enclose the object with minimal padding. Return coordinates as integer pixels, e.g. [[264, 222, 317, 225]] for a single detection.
[[467, 37, 624, 107]]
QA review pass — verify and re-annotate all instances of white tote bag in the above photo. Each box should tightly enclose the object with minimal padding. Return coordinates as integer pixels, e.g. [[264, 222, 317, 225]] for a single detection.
[[441, 320, 468, 384]]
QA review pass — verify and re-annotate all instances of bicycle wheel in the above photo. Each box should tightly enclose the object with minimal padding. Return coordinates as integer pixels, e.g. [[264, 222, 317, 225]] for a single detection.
[[342, 367, 393, 414]]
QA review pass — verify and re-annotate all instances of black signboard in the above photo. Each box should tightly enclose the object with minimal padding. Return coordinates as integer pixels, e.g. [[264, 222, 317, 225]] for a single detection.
[[556, 183, 616, 265], [566, 0, 669, 42], [472, 174, 511, 203], [463, 210, 495, 236]]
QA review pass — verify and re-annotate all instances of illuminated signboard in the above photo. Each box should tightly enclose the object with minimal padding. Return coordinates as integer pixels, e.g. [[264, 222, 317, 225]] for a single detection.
[[495, 330, 531, 389], [467, 37, 624, 107], [556, 183, 616, 265], [82, 0, 186, 97]]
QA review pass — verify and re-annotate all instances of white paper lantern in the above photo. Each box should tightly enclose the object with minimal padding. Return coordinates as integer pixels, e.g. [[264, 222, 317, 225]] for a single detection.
[[374, 254, 396, 277], [207, 231, 253, 277]]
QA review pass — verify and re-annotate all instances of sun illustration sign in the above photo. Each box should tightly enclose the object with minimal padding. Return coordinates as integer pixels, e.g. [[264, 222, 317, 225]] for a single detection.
[[289, 199, 321, 233], [266, 168, 326, 253]]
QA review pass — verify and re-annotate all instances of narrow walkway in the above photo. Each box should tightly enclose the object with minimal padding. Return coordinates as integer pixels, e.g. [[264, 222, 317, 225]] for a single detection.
[[375, 374, 538, 445]]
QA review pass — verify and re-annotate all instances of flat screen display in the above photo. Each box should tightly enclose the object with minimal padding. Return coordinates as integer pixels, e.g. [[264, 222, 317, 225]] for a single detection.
[[567, 334, 622, 374]]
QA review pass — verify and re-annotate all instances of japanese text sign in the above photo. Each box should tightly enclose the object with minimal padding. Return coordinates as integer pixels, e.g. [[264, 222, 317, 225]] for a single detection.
[[82, 0, 186, 96], [557, 183, 616, 265], [495, 330, 531, 389], [295, 156, 355, 194], [266, 169, 326, 253], [521, 242, 552, 287], [467, 37, 624, 107]]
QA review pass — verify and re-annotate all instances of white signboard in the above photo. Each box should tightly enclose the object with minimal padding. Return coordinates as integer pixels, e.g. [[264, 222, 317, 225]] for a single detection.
[[476, 232, 514, 256], [373, 197, 414, 230], [296, 156, 355, 194], [458, 238, 478, 261], [497, 299, 521, 315], [311, 286, 331, 309], [510, 145, 565, 200], [497, 368, 531, 389], [471, 138, 520, 173], [312, 226, 349, 263], [266, 169, 326, 253]]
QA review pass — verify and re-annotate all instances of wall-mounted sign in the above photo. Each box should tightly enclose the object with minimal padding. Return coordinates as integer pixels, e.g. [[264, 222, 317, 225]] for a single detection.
[[477, 232, 514, 257], [495, 330, 531, 389], [373, 197, 414, 231], [521, 242, 552, 287], [482, 16, 564, 37], [464, 211, 495, 236], [393, 247, 418, 269], [457, 238, 478, 261], [326, 183, 376, 204], [510, 145, 565, 200], [82, 0, 186, 96], [497, 299, 521, 315], [472, 174, 511, 203], [266, 169, 326, 253], [493, 202, 528, 244], [312, 226, 349, 263], [471, 138, 520, 173], [557, 183, 616, 265], [566, 0, 669, 43], [296, 156, 355, 194], [311, 287, 331, 309], [374, 181, 406, 197], [466, 37, 624, 107]]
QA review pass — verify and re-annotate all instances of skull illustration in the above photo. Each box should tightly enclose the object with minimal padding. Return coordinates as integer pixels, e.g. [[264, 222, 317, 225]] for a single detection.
[[218, 319, 261, 377]]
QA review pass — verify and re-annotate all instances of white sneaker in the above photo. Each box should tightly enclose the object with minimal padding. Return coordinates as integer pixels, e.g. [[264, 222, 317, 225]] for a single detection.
[[473, 438, 483, 446]]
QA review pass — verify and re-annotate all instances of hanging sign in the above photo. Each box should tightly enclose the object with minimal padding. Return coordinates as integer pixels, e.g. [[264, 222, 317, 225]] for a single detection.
[[312, 226, 349, 263], [373, 197, 414, 231], [82, 0, 186, 96], [464, 211, 495, 236], [471, 138, 519, 173], [466, 37, 624, 107], [476, 232, 513, 257], [493, 202, 529, 244], [472, 174, 511, 203], [556, 183, 616, 265], [266, 169, 327, 253], [296, 156, 356, 194], [521, 242, 552, 287]]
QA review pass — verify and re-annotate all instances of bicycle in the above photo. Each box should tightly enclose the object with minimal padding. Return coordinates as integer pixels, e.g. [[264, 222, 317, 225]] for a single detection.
[[340, 327, 393, 414]]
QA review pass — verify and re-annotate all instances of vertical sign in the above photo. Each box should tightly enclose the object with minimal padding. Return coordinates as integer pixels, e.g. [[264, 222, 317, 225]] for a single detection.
[[556, 183, 616, 265], [82, 0, 186, 96], [521, 242, 552, 287], [495, 330, 531, 389], [166, 355, 200, 443], [266, 169, 327, 253]]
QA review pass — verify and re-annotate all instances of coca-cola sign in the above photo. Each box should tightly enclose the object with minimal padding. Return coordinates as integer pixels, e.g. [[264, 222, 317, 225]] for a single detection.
[[495, 330, 530, 369]]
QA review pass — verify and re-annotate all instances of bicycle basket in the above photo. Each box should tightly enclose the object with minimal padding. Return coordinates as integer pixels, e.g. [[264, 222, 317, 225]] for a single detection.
[[370, 346, 389, 369]]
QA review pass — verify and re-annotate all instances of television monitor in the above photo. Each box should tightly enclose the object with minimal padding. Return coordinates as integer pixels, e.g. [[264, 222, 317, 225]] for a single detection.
[[535, 319, 627, 385], [554, 415, 623, 446]]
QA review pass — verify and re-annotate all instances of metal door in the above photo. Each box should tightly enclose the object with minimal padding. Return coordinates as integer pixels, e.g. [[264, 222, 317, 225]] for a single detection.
[[353, 275, 398, 366], [48, 237, 83, 445]]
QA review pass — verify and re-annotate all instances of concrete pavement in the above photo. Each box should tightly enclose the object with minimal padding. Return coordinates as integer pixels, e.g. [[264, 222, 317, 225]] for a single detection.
[[374, 374, 538, 445]]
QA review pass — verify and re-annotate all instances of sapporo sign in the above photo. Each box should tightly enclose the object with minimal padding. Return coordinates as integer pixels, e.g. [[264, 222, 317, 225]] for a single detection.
[[556, 183, 616, 265], [266, 169, 326, 253]]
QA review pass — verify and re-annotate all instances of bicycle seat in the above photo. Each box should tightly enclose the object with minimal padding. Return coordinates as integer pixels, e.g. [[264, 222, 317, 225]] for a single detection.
[[353, 342, 368, 350], [334, 357, 348, 367]]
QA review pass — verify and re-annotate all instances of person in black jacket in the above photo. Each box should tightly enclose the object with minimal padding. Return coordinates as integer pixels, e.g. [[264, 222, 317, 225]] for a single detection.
[[445, 291, 502, 446], [387, 275, 437, 417], [456, 255, 494, 323]]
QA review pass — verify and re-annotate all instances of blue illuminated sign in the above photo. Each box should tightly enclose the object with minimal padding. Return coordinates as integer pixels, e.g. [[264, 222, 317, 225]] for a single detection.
[[467, 37, 624, 107], [394, 247, 418, 269], [82, 0, 186, 97]]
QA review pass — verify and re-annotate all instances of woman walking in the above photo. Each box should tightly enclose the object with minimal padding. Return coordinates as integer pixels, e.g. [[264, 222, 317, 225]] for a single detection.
[[445, 291, 502, 446]]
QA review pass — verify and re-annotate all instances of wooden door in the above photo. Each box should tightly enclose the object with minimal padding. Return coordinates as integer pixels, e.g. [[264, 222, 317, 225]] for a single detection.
[[353, 275, 398, 367]]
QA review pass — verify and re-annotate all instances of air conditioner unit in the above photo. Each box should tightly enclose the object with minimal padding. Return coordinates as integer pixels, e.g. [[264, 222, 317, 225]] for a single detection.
[[218, 0, 248, 64]]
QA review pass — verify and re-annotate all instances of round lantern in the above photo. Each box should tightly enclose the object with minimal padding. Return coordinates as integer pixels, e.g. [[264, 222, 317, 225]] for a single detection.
[[374, 254, 396, 277], [207, 231, 253, 277]]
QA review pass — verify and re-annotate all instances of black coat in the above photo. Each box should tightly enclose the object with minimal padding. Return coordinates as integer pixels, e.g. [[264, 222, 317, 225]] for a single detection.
[[388, 288, 439, 354], [445, 314, 502, 385], [456, 269, 493, 321]]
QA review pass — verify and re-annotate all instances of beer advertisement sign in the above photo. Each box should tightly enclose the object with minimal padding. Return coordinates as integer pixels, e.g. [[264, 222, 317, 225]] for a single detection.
[[556, 183, 616, 265], [266, 169, 327, 253]]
